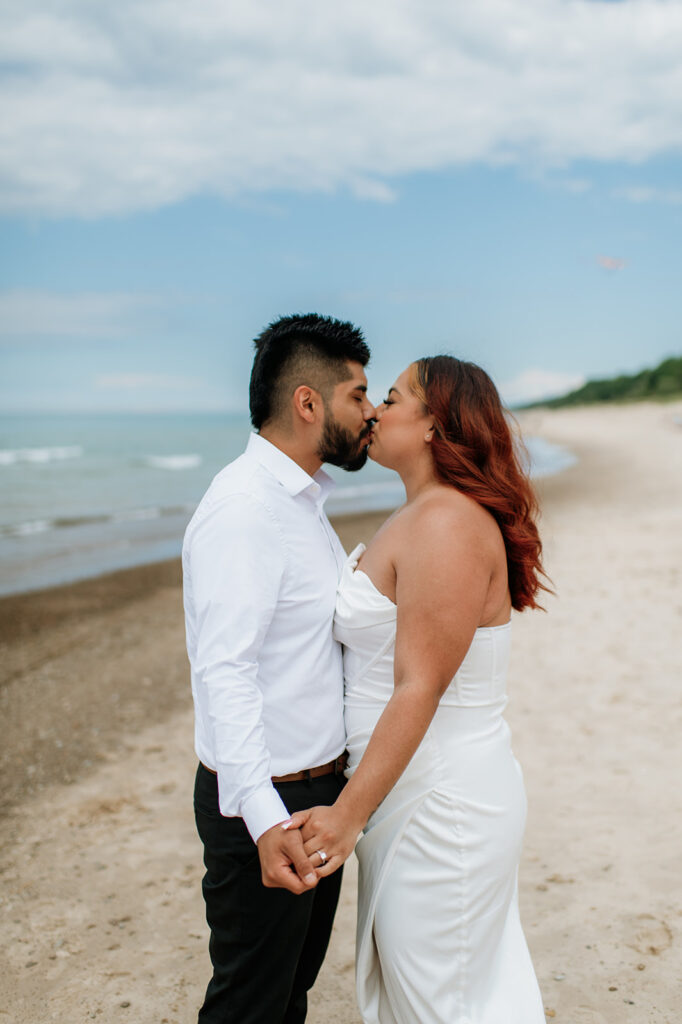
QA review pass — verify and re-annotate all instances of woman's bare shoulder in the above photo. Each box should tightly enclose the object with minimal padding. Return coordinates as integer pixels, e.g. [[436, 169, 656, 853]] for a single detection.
[[409, 485, 494, 530], [391, 486, 503, 566], [367, 485, 502, 563]]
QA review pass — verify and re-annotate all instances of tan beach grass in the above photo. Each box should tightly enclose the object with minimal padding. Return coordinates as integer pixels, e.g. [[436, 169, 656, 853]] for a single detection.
[[1, 400, 680, 1023]]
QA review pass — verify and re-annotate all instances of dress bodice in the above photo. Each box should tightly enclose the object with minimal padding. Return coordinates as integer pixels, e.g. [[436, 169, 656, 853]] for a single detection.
[[334, 543, 512, 710]]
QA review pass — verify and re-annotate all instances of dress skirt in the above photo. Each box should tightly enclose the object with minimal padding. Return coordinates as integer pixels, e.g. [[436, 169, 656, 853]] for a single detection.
[[345, 698, 545, 1024]]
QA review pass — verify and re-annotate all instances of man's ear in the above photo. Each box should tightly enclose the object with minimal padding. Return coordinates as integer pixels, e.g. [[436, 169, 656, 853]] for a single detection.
[[292, 384, 322, 424]]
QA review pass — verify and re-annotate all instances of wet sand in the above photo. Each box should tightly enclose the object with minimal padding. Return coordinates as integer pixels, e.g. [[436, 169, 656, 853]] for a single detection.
[[1, 401, 681, 1023]]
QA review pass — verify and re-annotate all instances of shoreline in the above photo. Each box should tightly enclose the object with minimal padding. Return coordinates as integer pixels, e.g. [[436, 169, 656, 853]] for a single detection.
[[0, 504, 411, 602], [2, 400, 681, 1023], [0, 432, 571, 601], [0, 508, 390, 818], [0, 507, 395, 611]]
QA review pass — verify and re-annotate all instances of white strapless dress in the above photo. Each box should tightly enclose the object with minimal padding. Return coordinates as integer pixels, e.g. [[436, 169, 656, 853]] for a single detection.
[[335, 544, 545, 1024]]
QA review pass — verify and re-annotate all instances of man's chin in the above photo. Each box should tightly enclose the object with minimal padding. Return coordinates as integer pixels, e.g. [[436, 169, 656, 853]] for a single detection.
[[341, 446, 370, 472]]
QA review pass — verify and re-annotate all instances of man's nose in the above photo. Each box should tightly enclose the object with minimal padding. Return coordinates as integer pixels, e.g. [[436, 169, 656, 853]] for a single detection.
[[364, 400, 377, 420]]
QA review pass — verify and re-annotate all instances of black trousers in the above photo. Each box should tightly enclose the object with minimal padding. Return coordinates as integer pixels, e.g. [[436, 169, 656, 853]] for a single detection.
[[194, 763, 345, 1024]]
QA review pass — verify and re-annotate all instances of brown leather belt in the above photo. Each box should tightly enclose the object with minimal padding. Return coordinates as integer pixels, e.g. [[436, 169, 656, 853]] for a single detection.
[[201, 751, 348, 783], [272, 752, 348, 784]]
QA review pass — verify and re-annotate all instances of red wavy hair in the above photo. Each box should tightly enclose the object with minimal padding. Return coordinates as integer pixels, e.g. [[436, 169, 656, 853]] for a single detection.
[[411, 356, 549, 611]]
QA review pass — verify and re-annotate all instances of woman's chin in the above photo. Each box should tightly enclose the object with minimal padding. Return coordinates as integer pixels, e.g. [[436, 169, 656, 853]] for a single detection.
[[368, 444, 391, 469]]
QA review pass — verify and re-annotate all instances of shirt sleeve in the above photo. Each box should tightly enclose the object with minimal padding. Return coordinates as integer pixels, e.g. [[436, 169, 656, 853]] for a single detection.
[[187, 492, 290, 841]]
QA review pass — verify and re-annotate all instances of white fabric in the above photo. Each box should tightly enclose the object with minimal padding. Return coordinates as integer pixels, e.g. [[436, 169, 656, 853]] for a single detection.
[[183, 432, 346, 841], [336, 544, 545, 1024]]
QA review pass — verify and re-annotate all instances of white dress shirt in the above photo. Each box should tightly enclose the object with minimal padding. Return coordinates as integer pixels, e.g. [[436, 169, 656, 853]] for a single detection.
[[182, 432, 347, 842]]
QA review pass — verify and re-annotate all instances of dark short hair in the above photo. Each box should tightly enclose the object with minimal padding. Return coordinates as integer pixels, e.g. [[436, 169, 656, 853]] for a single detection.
[[249, 313, 370, 429]]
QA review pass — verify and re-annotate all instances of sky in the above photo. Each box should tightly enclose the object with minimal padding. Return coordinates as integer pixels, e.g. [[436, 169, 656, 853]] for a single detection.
[[1, 0, 681, 413]]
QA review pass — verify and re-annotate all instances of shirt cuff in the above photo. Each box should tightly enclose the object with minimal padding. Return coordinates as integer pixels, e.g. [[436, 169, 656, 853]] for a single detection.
[[239, 786, 292, 843]]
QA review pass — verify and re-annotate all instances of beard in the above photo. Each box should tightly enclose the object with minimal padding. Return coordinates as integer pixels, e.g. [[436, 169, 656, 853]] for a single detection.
[[317, 412, 372, 472]]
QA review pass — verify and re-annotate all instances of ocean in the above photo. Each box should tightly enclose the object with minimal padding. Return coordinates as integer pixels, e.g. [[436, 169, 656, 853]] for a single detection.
[[0, 413, 576, 596]]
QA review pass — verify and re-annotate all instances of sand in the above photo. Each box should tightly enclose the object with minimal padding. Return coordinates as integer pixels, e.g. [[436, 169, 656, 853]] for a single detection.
[[1, 401, 681, 1023]]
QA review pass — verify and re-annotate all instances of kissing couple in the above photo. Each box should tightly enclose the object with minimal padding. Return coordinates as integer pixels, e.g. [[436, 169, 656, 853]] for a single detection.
[[183, 313, 548, 1023]]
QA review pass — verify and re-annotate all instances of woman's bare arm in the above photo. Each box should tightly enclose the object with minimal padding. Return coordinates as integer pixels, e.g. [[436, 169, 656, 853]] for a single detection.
[[292, 496, 501, 872]]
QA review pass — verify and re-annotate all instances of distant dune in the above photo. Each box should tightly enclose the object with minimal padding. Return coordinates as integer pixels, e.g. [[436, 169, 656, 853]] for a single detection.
[[524, 355, 682, 408]]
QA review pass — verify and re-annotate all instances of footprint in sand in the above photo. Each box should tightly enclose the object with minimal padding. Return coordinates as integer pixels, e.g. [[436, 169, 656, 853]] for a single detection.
[[625, 913, 673, 956]]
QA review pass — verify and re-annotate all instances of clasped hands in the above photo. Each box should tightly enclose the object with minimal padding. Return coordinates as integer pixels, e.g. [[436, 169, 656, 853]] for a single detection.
[[256, 803, 361, 894]]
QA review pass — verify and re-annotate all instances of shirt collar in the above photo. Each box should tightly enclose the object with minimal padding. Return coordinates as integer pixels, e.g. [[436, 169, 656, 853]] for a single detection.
[[247, 433, 335, 506]]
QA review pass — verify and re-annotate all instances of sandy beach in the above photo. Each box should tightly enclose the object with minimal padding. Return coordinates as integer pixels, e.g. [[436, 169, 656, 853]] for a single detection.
[[1, 400, 681, 1024]]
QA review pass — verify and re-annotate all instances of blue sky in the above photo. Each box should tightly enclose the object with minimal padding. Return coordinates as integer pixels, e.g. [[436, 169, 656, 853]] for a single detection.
[[1, 0, 681, 412]]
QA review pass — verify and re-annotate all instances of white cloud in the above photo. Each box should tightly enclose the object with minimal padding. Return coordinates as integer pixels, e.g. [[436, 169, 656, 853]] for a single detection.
[[350, 178, 399, 203], [2, 1, 682, 217], [0, 289, 165, 339], [499, 367, 586, 406]]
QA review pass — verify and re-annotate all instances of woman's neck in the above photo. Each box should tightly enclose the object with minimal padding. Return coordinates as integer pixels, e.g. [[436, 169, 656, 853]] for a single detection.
[[398, 459, 441, 504]]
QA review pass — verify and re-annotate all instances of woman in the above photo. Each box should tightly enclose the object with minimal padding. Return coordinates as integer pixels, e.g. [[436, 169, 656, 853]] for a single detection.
[[288, 356, 547, 1023]]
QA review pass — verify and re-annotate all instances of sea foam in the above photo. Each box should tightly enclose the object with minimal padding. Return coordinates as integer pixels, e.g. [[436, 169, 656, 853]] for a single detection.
[[144, 454, 202, 470], [0, 445, 83, 466]]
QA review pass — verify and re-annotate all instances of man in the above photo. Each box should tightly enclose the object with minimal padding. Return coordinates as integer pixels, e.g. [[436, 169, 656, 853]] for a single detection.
[[183, 313, 376, 1023]]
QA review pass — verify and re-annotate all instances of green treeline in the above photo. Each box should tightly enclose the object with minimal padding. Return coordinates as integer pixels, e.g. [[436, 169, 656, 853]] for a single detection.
[[527, 355, 682, 408]]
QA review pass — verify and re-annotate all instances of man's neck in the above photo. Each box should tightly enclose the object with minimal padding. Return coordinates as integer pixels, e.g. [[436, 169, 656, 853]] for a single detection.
[[258, 427, 323, 478]]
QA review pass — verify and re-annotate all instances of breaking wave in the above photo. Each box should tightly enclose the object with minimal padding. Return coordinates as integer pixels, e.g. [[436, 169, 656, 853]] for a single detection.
[[143, 454, 202, 470], [0, 445, 83, 466]]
